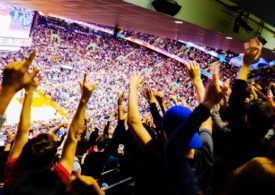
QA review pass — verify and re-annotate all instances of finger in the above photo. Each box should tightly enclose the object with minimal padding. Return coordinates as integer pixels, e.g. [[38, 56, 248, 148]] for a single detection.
[[83, 73, 87, 85], [211, 67, 220, 90], [28, 68, 40, 81], [38, 74, 43, 82], [79, 81, 83, 89], [23, 50, 36, 71], [221, 79, 230, 94]]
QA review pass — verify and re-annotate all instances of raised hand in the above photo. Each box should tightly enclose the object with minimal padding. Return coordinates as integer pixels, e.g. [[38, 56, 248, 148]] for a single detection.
[[2, 50, 36, 93], [80, 73, 96, 102], [117, 91, 124, 106], [185, 61, 201, 82], [154, 91, 164, 103], [203, 66, 230, 110], [154, 90, 167, 112], [243, 38, 262, 66], [24, 67, 42, 92], [142, 85, 156, 104], [6, 130, 14, 143], [129, 72, 144, 89], [169, 94, 178, 105]]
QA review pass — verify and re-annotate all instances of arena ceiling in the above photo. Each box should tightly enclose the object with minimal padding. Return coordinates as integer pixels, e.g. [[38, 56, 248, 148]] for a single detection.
[[2, 0, 274, 58]]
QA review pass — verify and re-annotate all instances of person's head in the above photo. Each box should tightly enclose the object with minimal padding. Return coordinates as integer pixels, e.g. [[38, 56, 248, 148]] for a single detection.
[[95, 135, 107, 150], [17, 133, 58, 170], [224, 157, 275, 195], [162, 105, 202, 150], [246, 100, 274, 137], [10, 168, 66, 195]]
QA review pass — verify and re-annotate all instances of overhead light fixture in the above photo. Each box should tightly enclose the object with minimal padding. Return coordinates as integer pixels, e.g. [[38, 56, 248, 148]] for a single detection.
[[233, 14, 253, 33], [174, 20, 183, 24], [152, 0, 182, 16], [226, 36, 233, 39], [257, 35, 267, 45]]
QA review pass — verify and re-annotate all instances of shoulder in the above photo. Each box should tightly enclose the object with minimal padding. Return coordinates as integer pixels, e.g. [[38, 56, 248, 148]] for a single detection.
[[53, 162, 70, 184]]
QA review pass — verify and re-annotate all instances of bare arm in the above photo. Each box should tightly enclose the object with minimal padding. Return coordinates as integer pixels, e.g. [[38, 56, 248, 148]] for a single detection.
[[60, 73, 95, 173], [8, 67, 41, 160], [128, 72, 151, 146]]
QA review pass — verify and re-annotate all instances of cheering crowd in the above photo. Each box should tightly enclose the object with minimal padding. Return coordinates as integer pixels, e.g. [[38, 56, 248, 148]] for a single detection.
[[0, 14, 274, 195]]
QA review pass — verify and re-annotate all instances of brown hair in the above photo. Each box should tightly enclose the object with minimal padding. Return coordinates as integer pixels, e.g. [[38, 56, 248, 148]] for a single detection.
[[224, 157, 275, 194]]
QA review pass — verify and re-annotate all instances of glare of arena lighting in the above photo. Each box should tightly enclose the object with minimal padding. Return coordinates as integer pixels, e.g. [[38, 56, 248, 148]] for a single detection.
[[174, 20, 183, 24], [226, 36, 233, 40]]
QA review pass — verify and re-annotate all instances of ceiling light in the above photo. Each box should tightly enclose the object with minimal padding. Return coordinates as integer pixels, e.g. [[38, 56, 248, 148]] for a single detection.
[[226, 36, 233, 39], [174, 20, 183, 24]]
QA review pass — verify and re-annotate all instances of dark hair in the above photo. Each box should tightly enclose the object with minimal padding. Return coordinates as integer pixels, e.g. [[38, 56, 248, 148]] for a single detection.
[[247, 100, 274, 137], [96, 135, 107, 150], [88, 128, 99, 146], [16, 133, 58, 170], [10, 168, 66, 195]]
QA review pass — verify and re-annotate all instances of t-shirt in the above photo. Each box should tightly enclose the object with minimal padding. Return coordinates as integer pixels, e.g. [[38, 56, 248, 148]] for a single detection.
[[4, 158, 70, 190]]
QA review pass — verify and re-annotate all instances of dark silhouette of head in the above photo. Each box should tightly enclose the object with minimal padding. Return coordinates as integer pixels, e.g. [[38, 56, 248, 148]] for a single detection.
[[247, 100, 274, 137], [10, 168, 66, 195], [17, 133, 58, 170], [96, 135, 107, 150]]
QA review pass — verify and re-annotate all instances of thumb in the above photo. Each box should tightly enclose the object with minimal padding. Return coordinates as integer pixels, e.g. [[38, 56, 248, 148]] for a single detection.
[[25, 68, 40, 84]]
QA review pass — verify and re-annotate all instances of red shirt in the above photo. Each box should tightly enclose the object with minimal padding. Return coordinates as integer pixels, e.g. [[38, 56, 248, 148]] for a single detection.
[[4, 158, 70, 189]]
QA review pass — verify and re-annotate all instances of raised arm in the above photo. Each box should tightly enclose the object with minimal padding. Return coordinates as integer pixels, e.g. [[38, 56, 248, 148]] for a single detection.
[[8, 67, 41, 160], [106, 92, 127, 155], [228, 38, 262, 132], [142, 86, 163, 131], [117, 91, 126, 121], [165, 67, 228, 194], [60, 73, 95, 173], [237, 38, 262, 81], [128, 72, 151, 146]]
